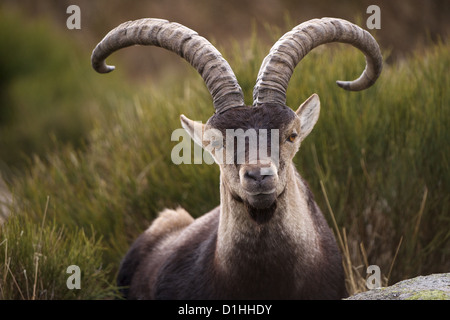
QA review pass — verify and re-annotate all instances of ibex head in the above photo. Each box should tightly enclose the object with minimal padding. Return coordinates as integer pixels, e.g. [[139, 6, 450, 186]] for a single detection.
[[92, 18, 382, 224], [188, 95, 319, 218]]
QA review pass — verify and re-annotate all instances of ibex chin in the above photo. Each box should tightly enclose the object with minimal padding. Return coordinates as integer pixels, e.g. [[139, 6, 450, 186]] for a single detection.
[[92, 17, 382, 299]]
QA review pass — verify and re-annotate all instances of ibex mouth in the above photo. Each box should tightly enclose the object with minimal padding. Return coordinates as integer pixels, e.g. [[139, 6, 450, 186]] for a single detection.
[[245, 188, 276, 196]]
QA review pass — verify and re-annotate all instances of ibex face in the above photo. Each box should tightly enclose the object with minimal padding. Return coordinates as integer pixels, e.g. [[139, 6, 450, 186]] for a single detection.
[[180, 95, 320, 223]]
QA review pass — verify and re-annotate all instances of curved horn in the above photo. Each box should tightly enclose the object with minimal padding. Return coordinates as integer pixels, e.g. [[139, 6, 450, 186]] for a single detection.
[[253, 18, 383, 106], [92, 18, 245, 113]]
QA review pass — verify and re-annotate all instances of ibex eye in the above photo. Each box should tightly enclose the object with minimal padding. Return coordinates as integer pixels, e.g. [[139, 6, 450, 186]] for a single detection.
[[287, 133, 298, 142]]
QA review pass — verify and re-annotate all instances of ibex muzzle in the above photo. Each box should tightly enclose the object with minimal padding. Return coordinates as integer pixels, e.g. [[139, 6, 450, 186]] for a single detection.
[[241, 162, 278, 209]]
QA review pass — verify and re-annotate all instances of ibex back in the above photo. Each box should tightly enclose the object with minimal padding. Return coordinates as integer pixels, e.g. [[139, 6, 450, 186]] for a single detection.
[[92, 17, 382, 299]]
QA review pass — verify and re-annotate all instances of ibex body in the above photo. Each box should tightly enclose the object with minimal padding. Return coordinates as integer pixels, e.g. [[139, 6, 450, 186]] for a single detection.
[[92, 17, 382, 299]]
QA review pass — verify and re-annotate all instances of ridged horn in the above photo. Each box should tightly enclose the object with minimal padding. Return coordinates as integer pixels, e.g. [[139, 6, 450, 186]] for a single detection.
[[91, 18, 245, 113], [253, 18, 383, 106]]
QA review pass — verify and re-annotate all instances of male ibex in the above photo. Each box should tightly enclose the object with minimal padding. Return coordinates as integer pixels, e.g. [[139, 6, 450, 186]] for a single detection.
[[92, 17, 382, 299]]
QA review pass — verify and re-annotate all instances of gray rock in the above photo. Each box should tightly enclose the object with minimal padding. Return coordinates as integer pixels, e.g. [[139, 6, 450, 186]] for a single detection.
[[346, 273, 450, 300]]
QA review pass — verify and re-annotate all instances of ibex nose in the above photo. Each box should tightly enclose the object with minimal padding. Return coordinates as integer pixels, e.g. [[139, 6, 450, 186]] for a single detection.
[[245, 167, 265, 182], [244, 165, 276, 182]]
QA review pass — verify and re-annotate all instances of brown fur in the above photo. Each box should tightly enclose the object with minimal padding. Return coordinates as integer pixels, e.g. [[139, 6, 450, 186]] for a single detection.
[[118, 168, 346, 299]]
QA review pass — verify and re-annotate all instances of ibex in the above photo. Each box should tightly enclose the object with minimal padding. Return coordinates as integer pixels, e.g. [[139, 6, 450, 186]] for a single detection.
[[92, 17, 382, 299]]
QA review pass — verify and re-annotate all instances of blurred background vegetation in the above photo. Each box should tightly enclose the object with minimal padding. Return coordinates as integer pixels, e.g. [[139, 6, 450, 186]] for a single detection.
[[0, 0, 448, 299]]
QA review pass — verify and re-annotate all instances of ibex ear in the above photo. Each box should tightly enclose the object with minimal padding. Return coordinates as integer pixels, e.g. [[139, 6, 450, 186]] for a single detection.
[[180, 114, 205, 148], [295, 93, 320, 139], [180, 115, 225, 165]]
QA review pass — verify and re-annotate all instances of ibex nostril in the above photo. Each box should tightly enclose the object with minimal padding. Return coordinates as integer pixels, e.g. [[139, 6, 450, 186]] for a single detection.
[[245, 168, 262, 182], [260, 166, 276, 176]]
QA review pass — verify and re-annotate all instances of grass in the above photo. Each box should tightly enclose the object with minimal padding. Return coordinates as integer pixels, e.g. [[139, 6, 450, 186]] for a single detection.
[[0, 9, 448, 298], [0, 197, 117, 299], [0, 8, 125, 172]]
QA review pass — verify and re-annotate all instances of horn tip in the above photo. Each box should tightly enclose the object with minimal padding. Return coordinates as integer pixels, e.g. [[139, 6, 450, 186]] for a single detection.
[[96, 65, 116, 74], [336, 80, 354, 91]]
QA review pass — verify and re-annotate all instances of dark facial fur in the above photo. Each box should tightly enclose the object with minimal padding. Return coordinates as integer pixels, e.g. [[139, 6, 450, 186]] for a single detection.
[[207, 103, 296, 142]]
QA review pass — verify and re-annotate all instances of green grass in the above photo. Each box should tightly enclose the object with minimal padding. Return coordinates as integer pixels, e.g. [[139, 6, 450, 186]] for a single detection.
[[0, 197, 117, 299], [0, 9, 448, 298], [0, 8, 125, 172]]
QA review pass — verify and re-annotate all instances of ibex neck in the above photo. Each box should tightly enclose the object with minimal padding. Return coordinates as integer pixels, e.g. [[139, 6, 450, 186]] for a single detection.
[[216, 164, 320, 279]]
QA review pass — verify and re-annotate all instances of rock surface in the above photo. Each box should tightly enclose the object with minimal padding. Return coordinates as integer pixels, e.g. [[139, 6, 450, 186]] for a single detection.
[[347, 273, 450, 300]]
